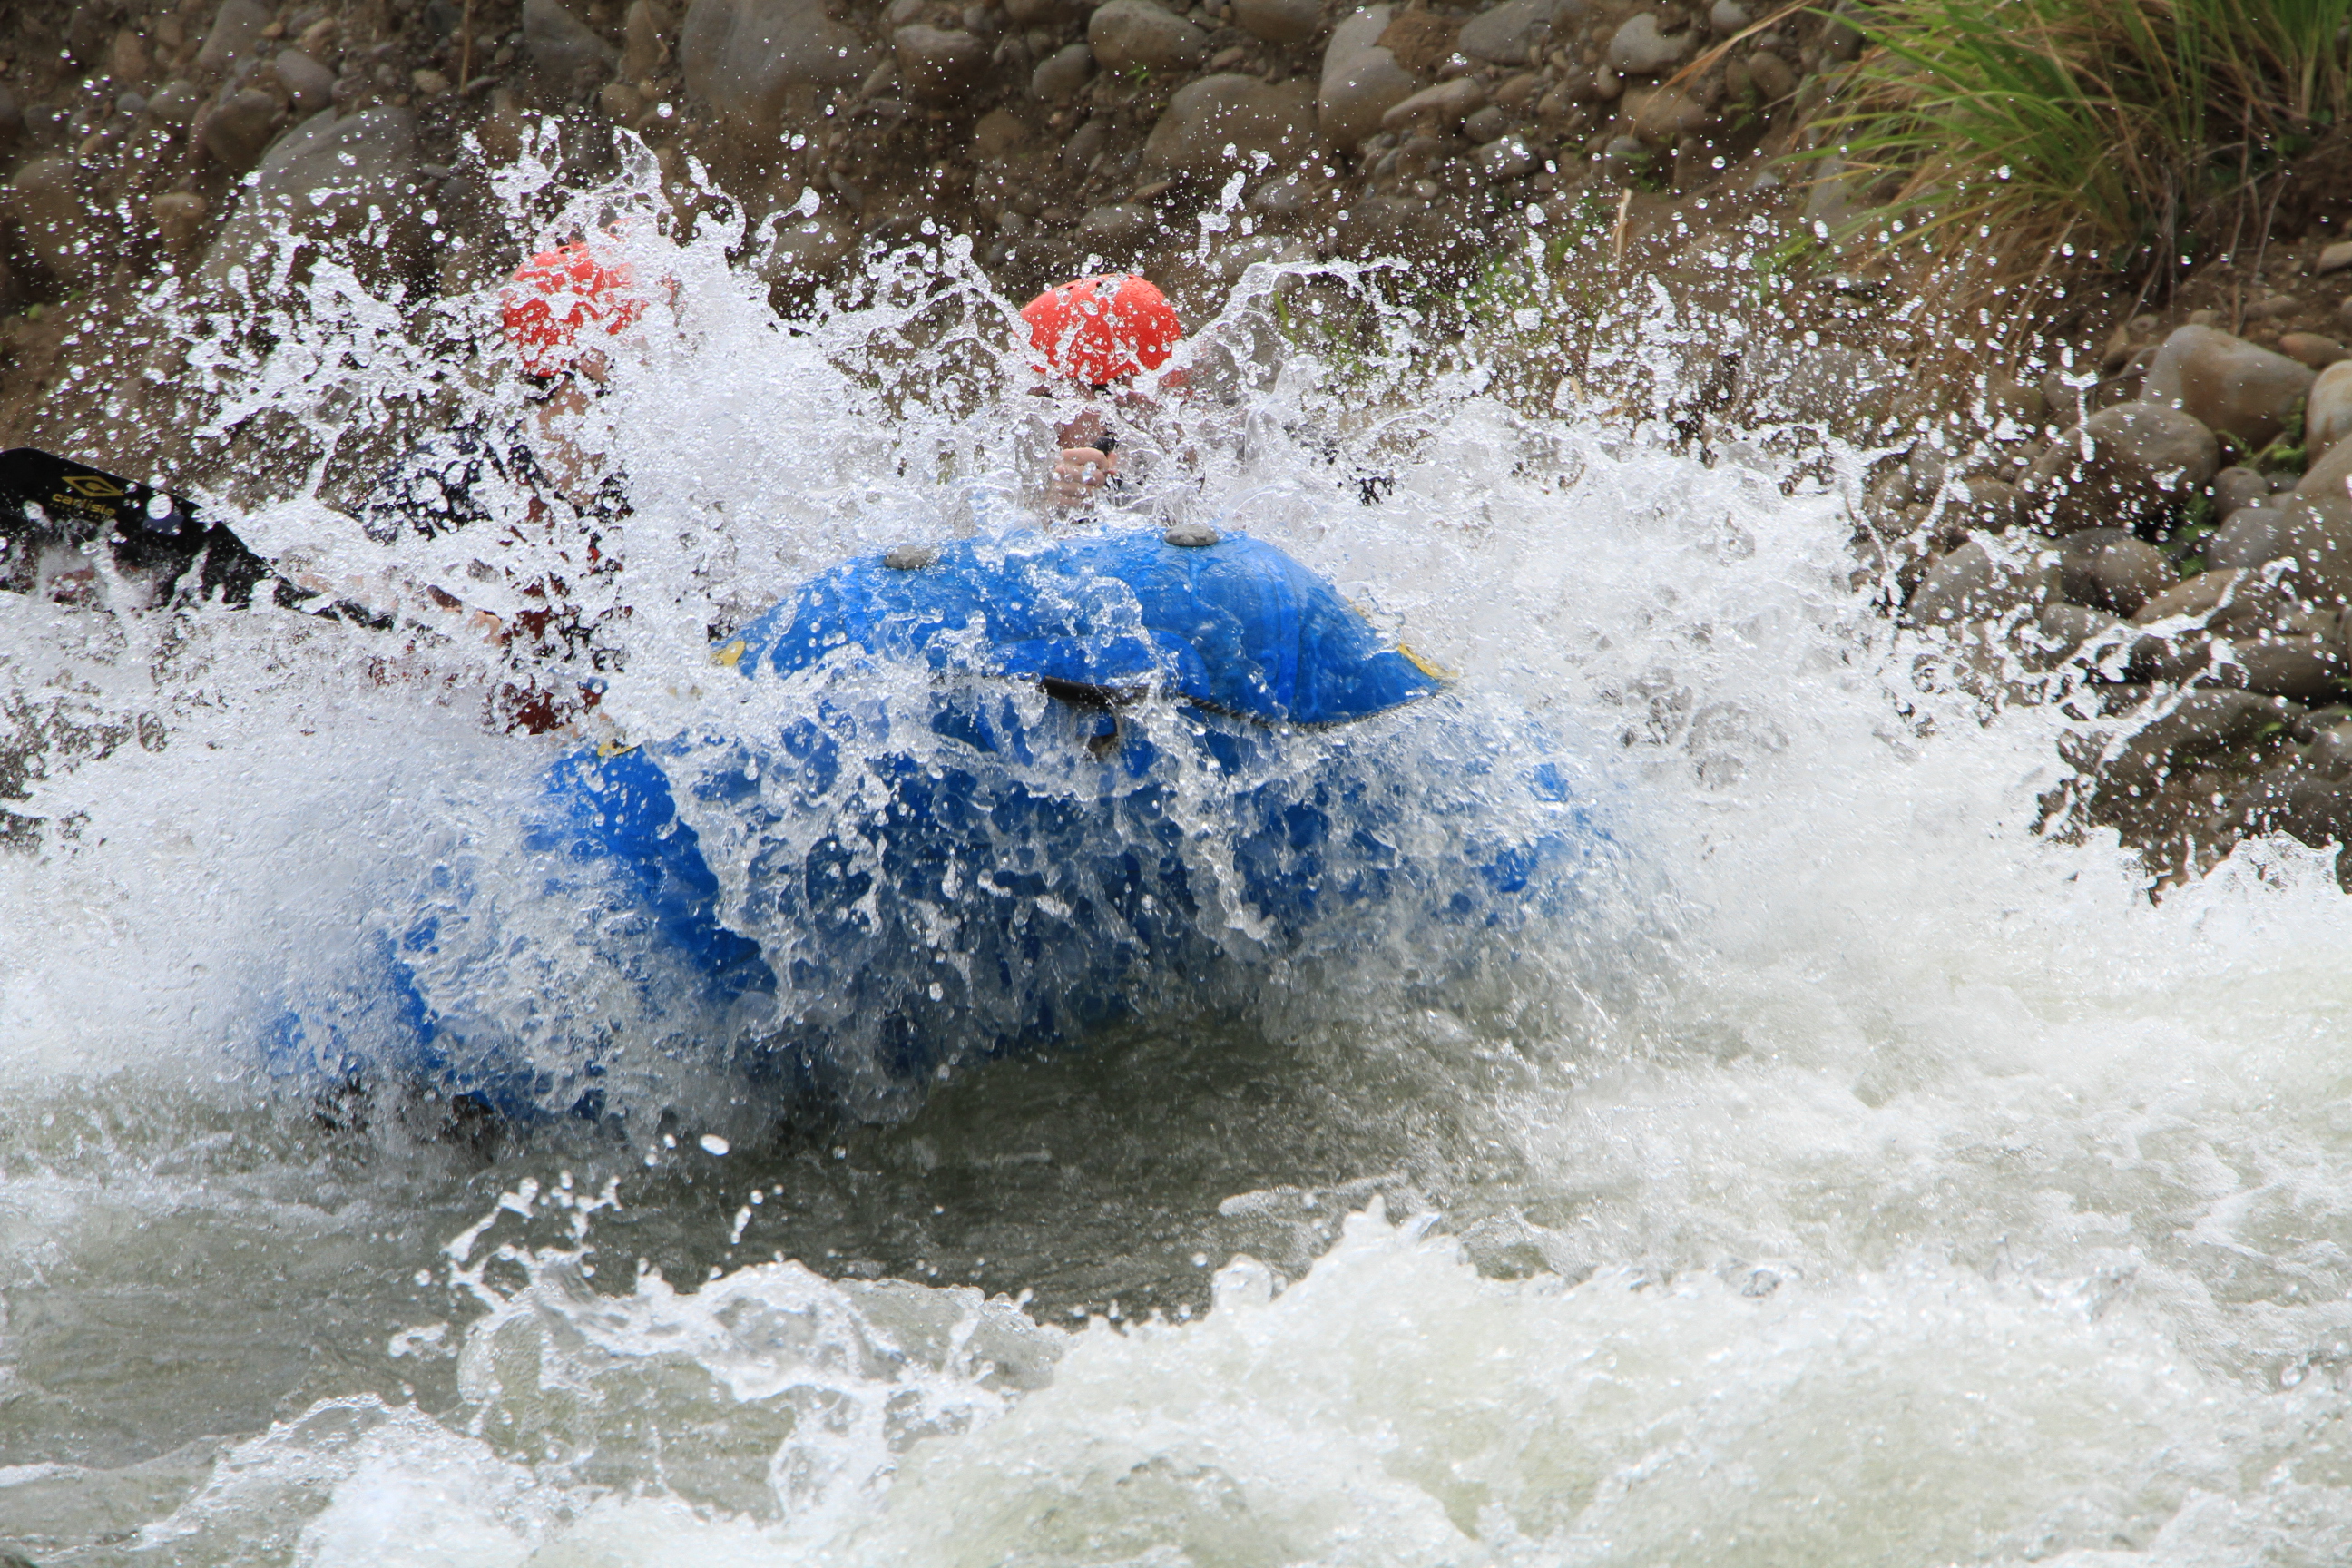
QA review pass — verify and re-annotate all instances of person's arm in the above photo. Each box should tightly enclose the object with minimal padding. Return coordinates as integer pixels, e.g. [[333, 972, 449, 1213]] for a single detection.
[[1046, 434, 1119, 510]]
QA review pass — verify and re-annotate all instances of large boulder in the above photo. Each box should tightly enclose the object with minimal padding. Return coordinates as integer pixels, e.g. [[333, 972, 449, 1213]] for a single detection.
[[199, 106, 427, 299], [2139, 324, 2316, 450], [681, 0, 879, 140], [1089, 0, 1210, 73], [2028, 403, 2219, 534], [2306, 358, 2352, 466], [1458, 0, 1563, 64], [1144, 74, 1322, 181], [1318, 6, 1420, 148]]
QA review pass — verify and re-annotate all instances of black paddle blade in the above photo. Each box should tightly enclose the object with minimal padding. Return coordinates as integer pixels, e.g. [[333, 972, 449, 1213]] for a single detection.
[[0, 446, 283, 607]]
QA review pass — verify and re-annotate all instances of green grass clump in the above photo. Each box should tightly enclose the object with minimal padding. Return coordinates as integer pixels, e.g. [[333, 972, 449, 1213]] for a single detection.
[[1810, 0, 2352, 320]]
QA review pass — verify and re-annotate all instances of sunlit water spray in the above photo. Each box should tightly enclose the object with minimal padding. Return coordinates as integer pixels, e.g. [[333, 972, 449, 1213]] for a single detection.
[[6, 129, 2352, 1565]]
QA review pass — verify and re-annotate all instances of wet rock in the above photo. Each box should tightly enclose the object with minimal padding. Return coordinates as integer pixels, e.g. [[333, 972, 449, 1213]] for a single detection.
[[2112, 690, 2294, 789], [2225, 760, 2352, 851], [972, 108, 1030, 157], [149, 191, 210, 250], [1077, 201, 1156, 247], [2204, 496, 2352, 606], [1089, 0, 1210, 73], [1906, 541, 2055, 628], [894, 25, 989, 103], [2057, 528, 2176, 617], [1463, 103, 1511, 142], [2139, 325, 2316, 450], [760, 211, 855, 281], [2300, 435, 2352, 508], [1144, 74, 1320, 180], [1575, 63, 1623, 103], [2306, 359, 2352, 465], [1606, 12, 1692, 75], [1732, 341, 1903, 436], [1458, 0, 1560, 64], [200, 106, 426, 299], [2279, 332, 2348, 370], [621, 0, 668, 78], [1063, 114, 1111, 170], [1475, 134, 1534, 181], [273, 49, 338, 117], [2308, 718, 2352, 775], [2030, 601, 2122, 665], [1319, 6, 1421, 148], [7, 159, 103, 285], [2028, 404, 2219, 534], [1821, 4, 1862, 60], [1745, 48, 1796, 100], [1952, 475, 2024, 533], [199, 89, 286, 173], [0, 86, 21, 152], [2318, 240, 2352, 278], [525, 0, 619, 89], [1709, 0, 1751, 29], [1490, 71, 1543, 107], [1005, 0, 1068, 21], [1802, 157, 1865, 238], [197, 0, 273, 83], [112, 27, 152, 82], [681, 0, 879, 138], [2212, 466, 2272, 519], [2204, 506, 2290, 572], [1329, 191, 1448, 261], [1233, 0, 1322, 45], [1033, 42, 1095, 99], [1382, 77, 1483, 134], [146, 80, 201, 126], [2132, 567, 2245, 627], [2199, 634, 2348, 701], [1626, 83, 1707, 145]]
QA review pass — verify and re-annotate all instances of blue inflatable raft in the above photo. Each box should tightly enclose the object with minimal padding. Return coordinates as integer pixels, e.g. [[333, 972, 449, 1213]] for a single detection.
[[269, 524, 1603, 1125]]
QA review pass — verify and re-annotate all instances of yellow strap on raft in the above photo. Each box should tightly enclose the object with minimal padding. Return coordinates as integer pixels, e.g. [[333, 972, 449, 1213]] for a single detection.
[[1396, 642, 1454, 682]]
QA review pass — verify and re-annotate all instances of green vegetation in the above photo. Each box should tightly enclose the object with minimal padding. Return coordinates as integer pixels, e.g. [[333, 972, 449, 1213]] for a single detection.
[[1811, 0, 2352, 314]]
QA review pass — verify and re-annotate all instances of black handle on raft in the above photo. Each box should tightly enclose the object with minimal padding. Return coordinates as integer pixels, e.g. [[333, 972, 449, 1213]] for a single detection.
[[0, 447, 385, 624]]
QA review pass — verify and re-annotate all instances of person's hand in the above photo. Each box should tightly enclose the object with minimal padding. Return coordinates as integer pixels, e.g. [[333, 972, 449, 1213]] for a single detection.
[[1047, 446, 1117, 508]]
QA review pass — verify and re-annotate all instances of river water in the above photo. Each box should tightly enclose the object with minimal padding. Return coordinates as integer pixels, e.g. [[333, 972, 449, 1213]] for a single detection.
[[7, 163, 2352, 1566]]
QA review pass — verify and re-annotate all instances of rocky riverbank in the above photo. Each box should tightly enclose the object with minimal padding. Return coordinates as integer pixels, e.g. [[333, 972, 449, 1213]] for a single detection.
[[5, 0, 2352, 891]]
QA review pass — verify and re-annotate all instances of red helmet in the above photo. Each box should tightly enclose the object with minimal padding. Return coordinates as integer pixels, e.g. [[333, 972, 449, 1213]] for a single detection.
[[1020, 275, 1183, 387], [500, 239, 653, 377]]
